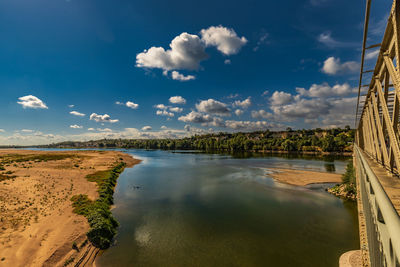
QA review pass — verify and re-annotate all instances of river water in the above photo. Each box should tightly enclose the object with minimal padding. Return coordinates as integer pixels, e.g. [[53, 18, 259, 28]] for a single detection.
[[96, 150, 359, 267]]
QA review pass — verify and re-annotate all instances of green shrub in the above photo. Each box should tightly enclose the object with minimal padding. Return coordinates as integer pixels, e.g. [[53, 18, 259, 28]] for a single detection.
[[71, 162, 126, 249]]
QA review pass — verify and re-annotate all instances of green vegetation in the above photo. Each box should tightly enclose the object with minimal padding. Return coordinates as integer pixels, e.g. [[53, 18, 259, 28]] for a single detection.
[[71, 162, 126, 249], [43, 127, 354, 154], [0, 153, 75, 164], [329, 161, 356, 200], [63, 256, 75, 266]]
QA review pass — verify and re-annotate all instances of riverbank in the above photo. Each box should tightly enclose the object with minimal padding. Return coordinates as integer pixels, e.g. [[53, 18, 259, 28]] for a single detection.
[[268, 168, 342, 186], [0, 149, 139, 267]]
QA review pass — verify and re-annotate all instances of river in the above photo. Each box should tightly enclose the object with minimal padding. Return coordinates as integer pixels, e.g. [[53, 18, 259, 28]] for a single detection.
[[96, 150, 359, 267]]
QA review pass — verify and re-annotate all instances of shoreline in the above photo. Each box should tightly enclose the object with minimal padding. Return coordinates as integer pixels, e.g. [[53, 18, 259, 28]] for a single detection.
[[267, 168, 342, 186], [0, 149, 140, 267]]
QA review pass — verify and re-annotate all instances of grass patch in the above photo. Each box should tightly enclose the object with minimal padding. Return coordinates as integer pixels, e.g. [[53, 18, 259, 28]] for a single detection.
[[0, 153, 76, 164], [71, 162, 126, 249]]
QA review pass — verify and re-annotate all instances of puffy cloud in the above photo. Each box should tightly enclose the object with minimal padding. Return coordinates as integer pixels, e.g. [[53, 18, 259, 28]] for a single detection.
[[142, 126, 152, 131], [224, 59, 231, 64], [251, 110, 274, 119], [269, 91, 293, 106], [200, 26, 247, 55], [70, 111, 85, 117], [169, 96, 186, 104], [178, 111, 213, 124], [17, 95, 48, 109], [321, 57, 358, 75], [126, 101, 139, 109], [88, 128, 95, 131], [116, 101, 139, 109], [89, 113, 119, 123], [296, 82, 356, 98], [70, 125, 83, 129], [0, 129, 4, 133], [160, 125, 168, 130], [195, 99, 230, 116], [225, 120, 280, 131], [169, 107, 183, 113], [97, 128, 112, 132], [171, 71, 195, 81], [136, 32, 207, 71], [155, 104, 168, 109], [68, 104, 74, 108], [234, 109, 243, 116], [156, 110, 174, 117], [233, 97, 252, 109], [271, 98, 331, 120]]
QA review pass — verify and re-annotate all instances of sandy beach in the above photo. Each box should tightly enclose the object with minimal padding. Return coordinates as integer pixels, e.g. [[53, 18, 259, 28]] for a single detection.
[[268, 168, 342, 186], [0, 149, 139, 267]]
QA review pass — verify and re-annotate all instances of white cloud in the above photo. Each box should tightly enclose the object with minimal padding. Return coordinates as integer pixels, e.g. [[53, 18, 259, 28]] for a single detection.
[[296, 82, 356, 98], [17, 95, 48, 109], [156, 110, 174, 117], [70, 111, 85, 117], [169, 107, 183, 113], [195, 99, 230, 116], [97, 128, 112, 132], [365, 49, 380, 60], [169, 96, 186, 104], [88, 128, 95, 131], [253, 33, 269, 51], [126, 101, 139, 109], [0, 129, 4, 133], [21, 129, 34, 133], [142, 126, 152, 131], [224, 59, 231, 64], [225, 120, 280, 131], [233, 97, 251, 109], [200, 25, 247, 55], [171, 71, 195, 81], [136, 32, 207, 71], [70, 125, 83, 129], [178, 111, 213, 124], [317, 32, 356, 48], [270, 91, 293, 106], [155, 104, 168, 109], [68, 104, 74, 108], [234, 109, 243, 116], [251, 110, 274, 119], [161, 125, 168, 130], [89, 113, 119, 123], [321, 57, 358, 75]]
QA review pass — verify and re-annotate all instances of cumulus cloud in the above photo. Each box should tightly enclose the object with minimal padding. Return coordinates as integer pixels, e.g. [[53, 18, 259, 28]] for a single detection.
[[269, 91, 294, 106], [171, 71, 195, 81], [70, 111, 85, 117], [142, 126, 152, 131], [126, 101, 139, 109], [296, 82, 356, 98], [169, 96, 186, 104], [200, 25, 247, 55], [235, 109, 243, 116], [97, 128, 112, 132], [178, 111, 213, 124], [156, 110, 174, 117], [233, 97, 252, 109], [70, 125, 83, 129], [195, 99, 230, 116], [17, 95, 48, 109], [136, 32, 207, 71], [161, 125, 168, 130], [225, 120, 281, 131], [89, 113, 119, 123], [88, 128, 95, 131], [251, 110, 274, 119], [321, 57, 358, 75], [169, 107, 183, 113], [116, 101, 139, 109], [155, 104, 168, 109]]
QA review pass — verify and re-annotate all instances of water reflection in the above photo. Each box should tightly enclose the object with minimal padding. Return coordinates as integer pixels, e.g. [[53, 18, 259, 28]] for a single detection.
[[97, 150, 358, 267]]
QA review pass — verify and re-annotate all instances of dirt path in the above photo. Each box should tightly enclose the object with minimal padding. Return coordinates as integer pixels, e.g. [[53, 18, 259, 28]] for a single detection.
[[0, 149, 140, 267]]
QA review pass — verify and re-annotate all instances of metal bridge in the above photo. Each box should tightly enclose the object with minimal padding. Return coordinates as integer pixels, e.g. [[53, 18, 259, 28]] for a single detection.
[[354, 0, 400, 266]]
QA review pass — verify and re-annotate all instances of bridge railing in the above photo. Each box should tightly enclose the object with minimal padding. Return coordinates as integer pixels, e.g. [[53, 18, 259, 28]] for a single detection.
[[356, 0, 400, 176], [355, 145, 400, 267]]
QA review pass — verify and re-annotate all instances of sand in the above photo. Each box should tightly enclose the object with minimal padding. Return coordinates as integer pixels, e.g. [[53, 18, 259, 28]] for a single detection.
[[0, 149, 140, 267], [268, 168, 342, 186]]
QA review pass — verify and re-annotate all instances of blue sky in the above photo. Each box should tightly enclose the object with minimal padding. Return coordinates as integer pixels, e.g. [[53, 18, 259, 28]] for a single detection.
[[0, 0, 392, 145]]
